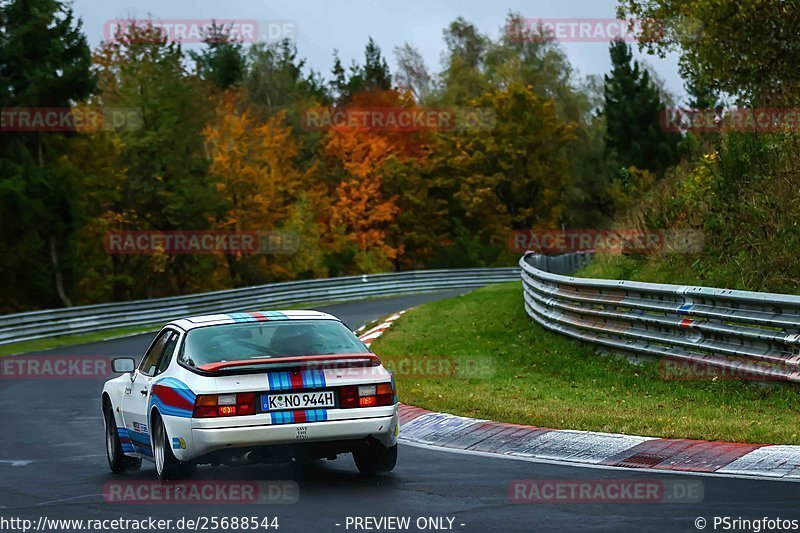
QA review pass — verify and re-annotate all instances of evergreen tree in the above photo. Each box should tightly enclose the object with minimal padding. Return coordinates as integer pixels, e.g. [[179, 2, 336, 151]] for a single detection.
[[329, 37, 392, 102], [246, 39, 327, 113], [602, 39, 679, 177], [0, 0, 94, 309], [362, 37, 392, 91], [190, 23, 246, 90]]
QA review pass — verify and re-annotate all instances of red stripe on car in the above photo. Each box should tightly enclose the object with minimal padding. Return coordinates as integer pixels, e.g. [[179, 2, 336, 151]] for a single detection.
[[290, 372, 304, 389], [152, 384, 194, 411]]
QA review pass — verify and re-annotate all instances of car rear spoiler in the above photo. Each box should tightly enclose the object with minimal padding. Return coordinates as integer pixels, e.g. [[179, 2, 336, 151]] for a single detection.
[[195, 353, 382, 374]]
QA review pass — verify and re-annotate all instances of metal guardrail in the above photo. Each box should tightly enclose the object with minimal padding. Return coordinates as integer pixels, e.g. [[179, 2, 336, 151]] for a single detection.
[[0, 268, 520, 346], [520, 251, 800, 382]]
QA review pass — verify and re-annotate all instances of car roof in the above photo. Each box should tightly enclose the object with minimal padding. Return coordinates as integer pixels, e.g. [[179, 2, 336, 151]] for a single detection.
[[167, 310, 341, 331]]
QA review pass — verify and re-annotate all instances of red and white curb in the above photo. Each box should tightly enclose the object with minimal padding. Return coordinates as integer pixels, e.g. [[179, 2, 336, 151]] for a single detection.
[[397, 406, 800, 481], [358, 311, 406, 348], [359, 311, 800, 481]]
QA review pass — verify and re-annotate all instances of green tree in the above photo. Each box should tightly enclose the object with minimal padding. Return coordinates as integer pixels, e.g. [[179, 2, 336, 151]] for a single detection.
[[602, 39, 680, 177], [618, 0, 800, 105], [329, 37, 392, 102], [438, 18, 490, 104], [0, 0, 94, 310], [89, 21, 220, 300], [246, 39, 327, 113], [190, 23, 246, 90], [439, 83, 577, 247], [488, 12, 615, 228]]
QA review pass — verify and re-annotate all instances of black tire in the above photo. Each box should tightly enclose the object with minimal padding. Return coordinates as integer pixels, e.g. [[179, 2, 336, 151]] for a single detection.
[[152, 413, 195, 480], [104, 404, 142, 474], [353, 443, 398, 476]]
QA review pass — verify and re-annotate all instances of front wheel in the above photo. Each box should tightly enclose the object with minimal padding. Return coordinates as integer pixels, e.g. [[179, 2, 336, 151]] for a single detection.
[[104, 405, 141, 474], [152, 413, 195, 480], [353, 443, 397, 476]]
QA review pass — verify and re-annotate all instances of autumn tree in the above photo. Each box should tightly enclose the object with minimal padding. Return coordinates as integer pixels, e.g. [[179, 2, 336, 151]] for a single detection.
[[322, 89, 421, 273], [205, 92, 325, 284], [439, 83, 576, 248]]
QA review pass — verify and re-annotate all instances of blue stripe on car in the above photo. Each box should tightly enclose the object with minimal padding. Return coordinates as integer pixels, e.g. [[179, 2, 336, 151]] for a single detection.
[[228, 313, 257, 322], [271, 411, 294, 424], [150, 394, 193, 418]]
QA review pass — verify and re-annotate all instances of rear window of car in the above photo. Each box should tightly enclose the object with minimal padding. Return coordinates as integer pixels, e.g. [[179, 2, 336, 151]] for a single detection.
[[178, 319, 369, 367]]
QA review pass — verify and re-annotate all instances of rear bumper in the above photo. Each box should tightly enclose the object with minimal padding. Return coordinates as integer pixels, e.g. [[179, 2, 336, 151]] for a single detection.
[[180, 408, 398, 461]]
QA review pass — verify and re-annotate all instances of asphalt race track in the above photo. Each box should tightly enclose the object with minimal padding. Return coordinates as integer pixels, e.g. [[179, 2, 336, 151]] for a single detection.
[[1, 290, 799, 532]]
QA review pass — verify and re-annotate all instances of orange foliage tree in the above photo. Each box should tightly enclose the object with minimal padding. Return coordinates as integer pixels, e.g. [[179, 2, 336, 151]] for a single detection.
[[205, 91, 325, 283]]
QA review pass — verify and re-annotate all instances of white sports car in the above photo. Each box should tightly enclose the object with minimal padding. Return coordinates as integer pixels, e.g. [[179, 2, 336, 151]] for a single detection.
[[101, 310, 399, 479]]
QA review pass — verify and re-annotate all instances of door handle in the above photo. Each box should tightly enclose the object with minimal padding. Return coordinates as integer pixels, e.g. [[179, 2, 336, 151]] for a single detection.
[[139, 389, 148, 396]]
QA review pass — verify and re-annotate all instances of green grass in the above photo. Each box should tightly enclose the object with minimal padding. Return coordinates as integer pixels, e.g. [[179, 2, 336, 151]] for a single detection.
[[371, 282, 800, 444], [575, 253, 776, 293], [0, 324, 162, 357]]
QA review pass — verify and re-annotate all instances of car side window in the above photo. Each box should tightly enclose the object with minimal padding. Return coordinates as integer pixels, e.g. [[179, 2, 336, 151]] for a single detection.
[[154, 331, 180, 375], [139, 331, 171, 377]]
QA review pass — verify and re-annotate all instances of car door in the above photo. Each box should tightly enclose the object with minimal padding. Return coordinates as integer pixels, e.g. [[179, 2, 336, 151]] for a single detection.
[[121, 329, 178, 455]]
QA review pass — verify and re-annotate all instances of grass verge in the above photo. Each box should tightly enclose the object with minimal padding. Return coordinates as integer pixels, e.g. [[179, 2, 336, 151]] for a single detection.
[[371, 282, 800, 444], [0, 324, 161, 357]]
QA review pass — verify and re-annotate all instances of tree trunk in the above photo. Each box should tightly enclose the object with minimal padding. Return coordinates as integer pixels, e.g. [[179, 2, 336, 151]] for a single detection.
[[50, 236, 73, 307]]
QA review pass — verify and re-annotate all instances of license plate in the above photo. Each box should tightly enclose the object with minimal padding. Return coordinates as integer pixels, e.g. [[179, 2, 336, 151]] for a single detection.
[[262, 391, 336, 411]]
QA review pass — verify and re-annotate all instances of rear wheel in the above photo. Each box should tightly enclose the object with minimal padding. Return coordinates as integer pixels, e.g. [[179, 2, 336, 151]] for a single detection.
[[104, 404, 141, 474], [353, 443, 397, 476], [152, 413, 195, 480]]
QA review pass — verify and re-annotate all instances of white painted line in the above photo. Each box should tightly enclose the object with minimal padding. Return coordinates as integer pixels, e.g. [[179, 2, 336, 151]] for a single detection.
[[37, 494, 105, 506], [102, 329, 158, 342], [398, 439, 800, 483], [59, 454, 107, 462], [511, 429, 653, 465], [401, 412, 651, 465], [0, 460, 33, 467], [718, 446, 800, 478], [401, 412, 487, 445]]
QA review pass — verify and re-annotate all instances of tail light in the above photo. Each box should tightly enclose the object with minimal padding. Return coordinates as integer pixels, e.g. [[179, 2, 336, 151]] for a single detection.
[[340, 382, 394, 408], [193, 393, 256, 418]]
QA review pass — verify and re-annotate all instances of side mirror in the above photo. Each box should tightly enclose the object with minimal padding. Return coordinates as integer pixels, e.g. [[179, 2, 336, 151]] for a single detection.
[[112, 357, 136, 373]]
